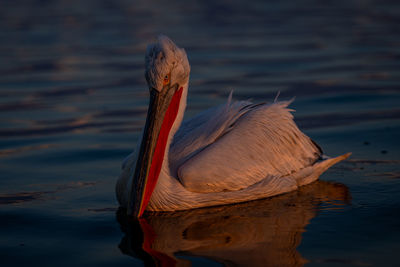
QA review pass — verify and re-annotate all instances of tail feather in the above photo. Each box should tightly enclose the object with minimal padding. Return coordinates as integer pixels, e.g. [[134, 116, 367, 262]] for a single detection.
[[316, 153, 351, 174], [295, 152, 351, 187]]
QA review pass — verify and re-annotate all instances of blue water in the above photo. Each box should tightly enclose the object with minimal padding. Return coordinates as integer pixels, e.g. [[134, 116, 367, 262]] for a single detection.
[[1, 0, 399, 266]]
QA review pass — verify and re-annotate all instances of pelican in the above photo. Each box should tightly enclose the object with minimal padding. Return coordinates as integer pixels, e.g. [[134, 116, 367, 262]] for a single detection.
[[116, 35, 350, 217]]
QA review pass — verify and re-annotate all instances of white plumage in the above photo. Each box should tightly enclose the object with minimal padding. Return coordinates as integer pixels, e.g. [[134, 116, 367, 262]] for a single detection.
[[175, 98, 320, 193], [116, 35, 350, 214]]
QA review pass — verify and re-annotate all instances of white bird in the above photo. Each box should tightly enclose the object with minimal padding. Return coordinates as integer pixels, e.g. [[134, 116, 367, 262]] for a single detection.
[[116, 35, 350, 217]]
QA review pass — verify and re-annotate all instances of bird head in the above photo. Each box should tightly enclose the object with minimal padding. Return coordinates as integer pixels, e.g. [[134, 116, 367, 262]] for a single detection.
[[145, 35, 190, 92]]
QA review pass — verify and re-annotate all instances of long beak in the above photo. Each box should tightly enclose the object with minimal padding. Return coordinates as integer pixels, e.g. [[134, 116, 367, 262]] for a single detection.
[[128, 83, 181, 217]]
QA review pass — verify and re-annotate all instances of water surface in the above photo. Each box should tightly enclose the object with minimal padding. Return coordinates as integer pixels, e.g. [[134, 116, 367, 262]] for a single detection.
[[1, 0, 399, 266]]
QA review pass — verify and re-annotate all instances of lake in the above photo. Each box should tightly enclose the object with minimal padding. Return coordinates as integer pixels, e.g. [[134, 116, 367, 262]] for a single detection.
[[0, 0, 399, 266]]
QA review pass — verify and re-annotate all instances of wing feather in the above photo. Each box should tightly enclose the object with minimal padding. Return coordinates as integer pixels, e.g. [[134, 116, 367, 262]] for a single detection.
[[177, 101, 322, 193], [168, 95, 253, 176]]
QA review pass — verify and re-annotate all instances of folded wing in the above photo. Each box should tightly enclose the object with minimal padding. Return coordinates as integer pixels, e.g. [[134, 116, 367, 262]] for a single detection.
[[177, 101, 322, 193]]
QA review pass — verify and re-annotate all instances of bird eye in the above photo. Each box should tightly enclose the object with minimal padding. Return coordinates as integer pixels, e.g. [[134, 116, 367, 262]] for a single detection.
[[163, 74, 170, 86]]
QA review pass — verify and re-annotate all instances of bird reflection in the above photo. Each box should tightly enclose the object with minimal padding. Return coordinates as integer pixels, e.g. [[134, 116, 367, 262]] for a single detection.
[[117, 180, 350, 267]]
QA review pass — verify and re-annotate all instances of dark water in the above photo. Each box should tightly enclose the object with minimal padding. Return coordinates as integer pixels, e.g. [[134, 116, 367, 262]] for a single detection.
[[1, 0, 399, 266]]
